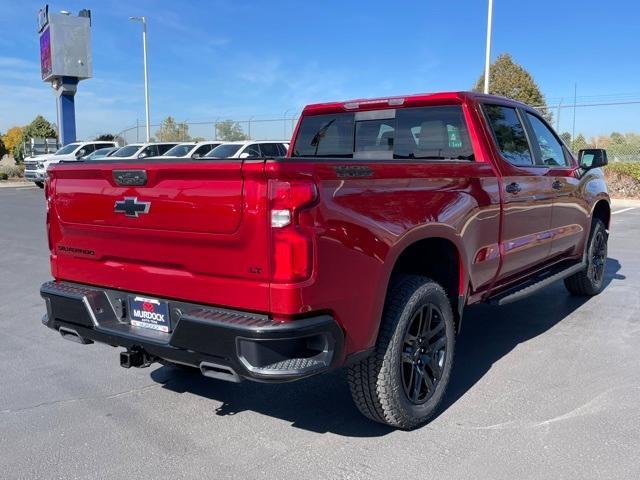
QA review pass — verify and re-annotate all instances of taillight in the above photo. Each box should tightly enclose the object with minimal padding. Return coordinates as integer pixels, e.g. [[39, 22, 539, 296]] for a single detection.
[[269, 180, 317, 283], [45, 180, 53, 251]]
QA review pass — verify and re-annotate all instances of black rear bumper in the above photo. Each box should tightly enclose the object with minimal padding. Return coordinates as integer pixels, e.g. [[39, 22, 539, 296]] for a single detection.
[[41, 281, 344, 383]]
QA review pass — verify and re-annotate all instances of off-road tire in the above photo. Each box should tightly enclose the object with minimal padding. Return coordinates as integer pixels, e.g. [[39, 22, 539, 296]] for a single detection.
[[564, 218, 608, 296], [347, 275, 455, 429]]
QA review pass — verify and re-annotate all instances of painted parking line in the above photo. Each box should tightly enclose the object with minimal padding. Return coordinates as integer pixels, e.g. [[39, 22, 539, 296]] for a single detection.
[[15, 187, 40, 191], [612, 207, 636, 215]]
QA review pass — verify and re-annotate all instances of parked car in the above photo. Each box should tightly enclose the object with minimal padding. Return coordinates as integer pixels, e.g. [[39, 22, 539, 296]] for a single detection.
[[82, 147, 120, 160], [205, 140, 289, 159], [40, 91, 610, 429], [110, 142, 178, 160], [162, 142, 224, 159], [23, 140, 118, 187]]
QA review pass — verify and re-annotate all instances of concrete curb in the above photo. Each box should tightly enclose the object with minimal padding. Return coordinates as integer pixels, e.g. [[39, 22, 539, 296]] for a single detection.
[[0, 181, 32, 188], [611, 198, 640, 208]]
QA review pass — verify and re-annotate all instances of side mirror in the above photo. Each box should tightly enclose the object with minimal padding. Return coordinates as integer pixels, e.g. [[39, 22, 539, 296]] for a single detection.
[[76, 149, 86, 158], [138, 152, 149, 159], [579, 149, 608, 169], [239, 153, 251, 159]]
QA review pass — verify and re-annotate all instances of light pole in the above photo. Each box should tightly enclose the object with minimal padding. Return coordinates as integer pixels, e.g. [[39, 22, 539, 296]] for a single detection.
[[483, 0, 494, 94], [283, 108, 294, 139], [130, 16, 151, 142]]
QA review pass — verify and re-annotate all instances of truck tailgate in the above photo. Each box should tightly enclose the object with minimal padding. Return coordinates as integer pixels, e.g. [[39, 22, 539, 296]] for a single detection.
[[47, 159, 271, 311]]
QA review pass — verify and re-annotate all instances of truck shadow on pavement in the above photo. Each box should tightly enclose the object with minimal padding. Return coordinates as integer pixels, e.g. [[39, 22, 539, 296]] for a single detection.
[[150, 258, 623, 437]]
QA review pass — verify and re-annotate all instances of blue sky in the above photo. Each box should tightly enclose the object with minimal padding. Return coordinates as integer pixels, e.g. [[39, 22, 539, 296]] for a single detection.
[[1, 0, 639, 140]]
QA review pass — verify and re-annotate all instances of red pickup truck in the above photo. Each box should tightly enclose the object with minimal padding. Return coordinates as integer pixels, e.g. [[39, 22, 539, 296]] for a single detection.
[[41, 92, 610, 429]]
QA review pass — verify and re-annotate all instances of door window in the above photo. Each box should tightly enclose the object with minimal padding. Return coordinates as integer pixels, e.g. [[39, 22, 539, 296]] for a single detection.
[[142, 145, 157, 157], [276, 143, 288, 156], [483, 105, 533, 166], [525, 113, 570, 167], [194, 144, 215, 156], [258, 143, 281, 157], [242, 144, 261, 157]]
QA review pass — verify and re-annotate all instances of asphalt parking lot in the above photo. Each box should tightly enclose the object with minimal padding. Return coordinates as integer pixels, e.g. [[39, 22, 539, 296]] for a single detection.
[[1, 185, 639, 480]]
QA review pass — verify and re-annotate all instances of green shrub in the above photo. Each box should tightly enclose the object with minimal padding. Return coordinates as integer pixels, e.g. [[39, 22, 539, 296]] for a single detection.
[[0, 172, 8, 181], [604, 162, 640, 198], [605, 162, 640, 181]]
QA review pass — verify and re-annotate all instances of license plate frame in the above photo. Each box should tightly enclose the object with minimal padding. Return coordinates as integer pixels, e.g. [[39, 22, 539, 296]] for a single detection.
[[128, 296, 171, 333]]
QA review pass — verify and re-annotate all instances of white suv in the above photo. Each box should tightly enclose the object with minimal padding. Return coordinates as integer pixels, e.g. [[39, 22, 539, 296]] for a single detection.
[[162, 141, 224, 159], [24, 141, 118, 188], [204, 141, 289, 159], [109, 142, 178, 160]]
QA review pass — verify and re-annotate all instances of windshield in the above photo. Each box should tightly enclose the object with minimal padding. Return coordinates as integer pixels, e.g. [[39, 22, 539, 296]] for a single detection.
[[205, 144, 242, 158], [111, 145, 142, 158], [163, 144, 195, 157], [55, 143, 82, 155]]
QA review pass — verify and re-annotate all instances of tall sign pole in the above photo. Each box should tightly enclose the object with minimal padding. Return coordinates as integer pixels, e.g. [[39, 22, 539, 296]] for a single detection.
[[38, 5, 92, 145], [483, 0, 494, 94]]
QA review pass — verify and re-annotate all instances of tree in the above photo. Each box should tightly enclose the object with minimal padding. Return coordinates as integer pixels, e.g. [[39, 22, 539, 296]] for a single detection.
[[560, 132, 572, 145], [216, 120, 249, 141], [473, 53, 551, 121], [95, 133, 126, 146], [571, 134, 589, 152], [95, 134, 115, 141], [15, 116, 57, 162], [0, 133, 6, 158], [3, 126, 25, 158], [155, 116, 191, 142]]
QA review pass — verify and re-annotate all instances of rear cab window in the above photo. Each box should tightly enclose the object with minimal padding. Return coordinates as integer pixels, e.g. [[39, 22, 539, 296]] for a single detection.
[[292, 105, 474, 161]]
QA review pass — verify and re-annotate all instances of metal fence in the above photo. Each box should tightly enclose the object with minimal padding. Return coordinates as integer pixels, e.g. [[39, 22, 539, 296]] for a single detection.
[[116, 99, 640, 162], [117, 116, 300, 146], [534, 100, 640, 162]]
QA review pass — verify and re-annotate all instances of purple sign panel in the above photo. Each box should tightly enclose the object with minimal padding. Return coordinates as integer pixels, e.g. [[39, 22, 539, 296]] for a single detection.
[[40, 26, 52, 80]]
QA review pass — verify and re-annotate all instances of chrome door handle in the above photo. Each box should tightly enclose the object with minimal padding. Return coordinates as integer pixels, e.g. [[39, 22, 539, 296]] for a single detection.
[[505, 182, 521, 194]]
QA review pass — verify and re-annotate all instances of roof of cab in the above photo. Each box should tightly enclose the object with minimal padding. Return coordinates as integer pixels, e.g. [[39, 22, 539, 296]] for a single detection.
[[301, 91, 533, 115]]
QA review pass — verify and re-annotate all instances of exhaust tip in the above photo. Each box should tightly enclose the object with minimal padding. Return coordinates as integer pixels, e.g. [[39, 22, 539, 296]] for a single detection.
[[199, 361, 242, 383], [59, 326, 93, 345]]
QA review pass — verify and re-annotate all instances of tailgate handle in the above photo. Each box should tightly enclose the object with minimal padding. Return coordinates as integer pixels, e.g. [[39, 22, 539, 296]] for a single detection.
[[113, 170, 148, 186]]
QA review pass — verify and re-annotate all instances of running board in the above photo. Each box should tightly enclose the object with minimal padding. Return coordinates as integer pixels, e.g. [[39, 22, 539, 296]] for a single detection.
[[489, 261, 586, 306]]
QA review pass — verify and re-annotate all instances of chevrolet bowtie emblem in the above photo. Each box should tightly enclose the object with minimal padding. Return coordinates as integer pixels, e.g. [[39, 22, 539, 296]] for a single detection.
[[114, 197, 151, 217]]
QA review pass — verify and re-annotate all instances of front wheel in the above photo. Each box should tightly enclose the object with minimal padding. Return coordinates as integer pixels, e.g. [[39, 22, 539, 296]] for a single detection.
[[347, 275, 455, 429], [35, 181, 44, 189], [564, 218, 608, 296]]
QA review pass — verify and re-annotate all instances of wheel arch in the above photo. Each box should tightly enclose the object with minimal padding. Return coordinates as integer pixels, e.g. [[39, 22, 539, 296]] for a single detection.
[[591, 198, 611, 229], [373, 231, 467, 342]]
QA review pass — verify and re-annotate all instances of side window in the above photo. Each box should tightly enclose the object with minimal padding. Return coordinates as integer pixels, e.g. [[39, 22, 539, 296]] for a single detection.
[[525, 113, 570, 167], [394, 106, 474, 160], [82, 144, 96, 154], [483, 105, 533, 166], [293, 113, 355, 157], [194, 144, 213, 156], [142, 145, 156, 157], [258, 143, 281, 157], [242, 144, 261, 157], [276, 143, 288, 156], [157, 144, 173, 155]]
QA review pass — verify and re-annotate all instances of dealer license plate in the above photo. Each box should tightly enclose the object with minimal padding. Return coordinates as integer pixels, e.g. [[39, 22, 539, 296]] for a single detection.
[[128, 296, 171, 333]]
